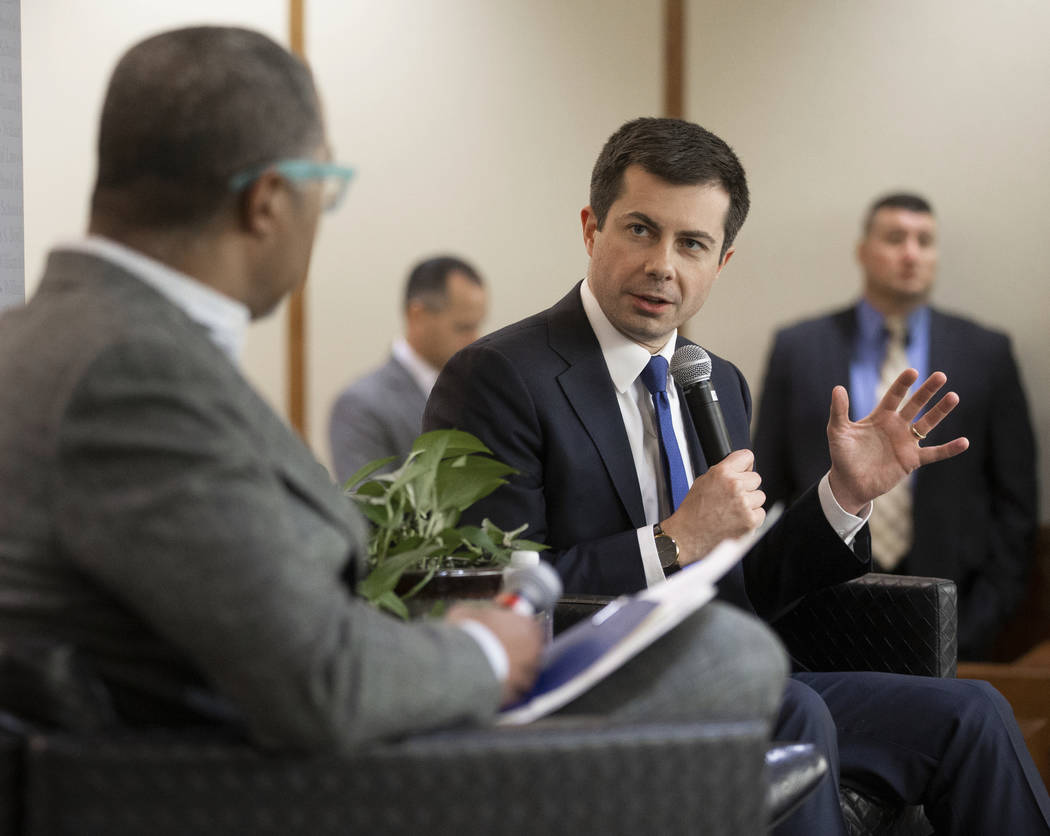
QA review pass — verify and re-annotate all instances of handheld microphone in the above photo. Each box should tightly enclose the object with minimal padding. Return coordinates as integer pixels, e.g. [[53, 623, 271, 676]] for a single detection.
[[670, 344, 733, 465], [495, 560, 562, 616]]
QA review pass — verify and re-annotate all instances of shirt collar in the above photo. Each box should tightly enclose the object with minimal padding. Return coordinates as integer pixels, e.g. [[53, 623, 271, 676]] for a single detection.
[[580, 279, 678, 392], [60, 235, 251, 364], [391, 337, 440, 396], [856, 298, 929, 346]]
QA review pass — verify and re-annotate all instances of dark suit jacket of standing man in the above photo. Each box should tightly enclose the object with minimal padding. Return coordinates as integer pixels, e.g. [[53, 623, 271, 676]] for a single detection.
[[754, 304, 1038, 658], [424, 282, 869, 621], [329, 354, 427, 484]]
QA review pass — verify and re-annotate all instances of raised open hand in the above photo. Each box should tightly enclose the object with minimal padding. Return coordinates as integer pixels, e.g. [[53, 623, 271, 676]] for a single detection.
[[826, 369, 969, 515]]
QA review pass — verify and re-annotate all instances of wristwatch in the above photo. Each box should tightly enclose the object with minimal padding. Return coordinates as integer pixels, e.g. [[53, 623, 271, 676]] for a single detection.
[[653, 522, 681, 573]]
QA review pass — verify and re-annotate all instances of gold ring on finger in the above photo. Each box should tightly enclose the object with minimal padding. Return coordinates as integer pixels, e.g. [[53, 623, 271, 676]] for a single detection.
[[910, 425, 927, 442]]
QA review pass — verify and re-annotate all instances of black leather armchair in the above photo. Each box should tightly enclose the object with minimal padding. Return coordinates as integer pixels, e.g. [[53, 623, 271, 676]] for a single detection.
[[3, 717, 773, 836], [0, 637, 821, 836]]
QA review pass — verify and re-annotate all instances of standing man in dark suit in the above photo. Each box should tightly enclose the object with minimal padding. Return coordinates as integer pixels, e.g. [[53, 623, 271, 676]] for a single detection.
[[0, 28, 793, 757], [329, 255, 487, 484], [754, 193, 1038, 660], [425, 119, 1050, 834]]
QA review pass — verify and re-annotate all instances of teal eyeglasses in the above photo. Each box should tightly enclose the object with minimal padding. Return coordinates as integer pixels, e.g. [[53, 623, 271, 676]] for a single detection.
[[230, 158, 355, 212]]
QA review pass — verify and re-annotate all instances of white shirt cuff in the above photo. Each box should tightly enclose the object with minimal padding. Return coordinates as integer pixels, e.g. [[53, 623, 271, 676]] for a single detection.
[[637, 525, 668, 587], [456, 619, 510, 683], [817, 471, 871, 546]]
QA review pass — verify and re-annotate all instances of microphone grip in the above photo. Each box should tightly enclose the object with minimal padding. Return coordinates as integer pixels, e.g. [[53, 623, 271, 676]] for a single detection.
[[682, 381, 733, 464]]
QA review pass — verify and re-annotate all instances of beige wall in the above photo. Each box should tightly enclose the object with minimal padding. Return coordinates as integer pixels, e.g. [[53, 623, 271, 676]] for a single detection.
[[21, 1, 1050, 520], [683, 0, 1050, 520]]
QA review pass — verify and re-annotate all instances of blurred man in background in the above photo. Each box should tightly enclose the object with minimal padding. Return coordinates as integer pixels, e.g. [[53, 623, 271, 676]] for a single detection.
[[329, 255, 486, 483], [755, 193, 1038, 659]]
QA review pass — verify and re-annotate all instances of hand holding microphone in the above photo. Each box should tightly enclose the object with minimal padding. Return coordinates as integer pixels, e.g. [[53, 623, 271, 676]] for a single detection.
[[659, 345, 765, 565], [446, 561, 561, 706]]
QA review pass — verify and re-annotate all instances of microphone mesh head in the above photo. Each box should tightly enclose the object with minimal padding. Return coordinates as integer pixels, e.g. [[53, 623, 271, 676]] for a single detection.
[[510, 561, 563, 612], [670, 344, 713, 387]]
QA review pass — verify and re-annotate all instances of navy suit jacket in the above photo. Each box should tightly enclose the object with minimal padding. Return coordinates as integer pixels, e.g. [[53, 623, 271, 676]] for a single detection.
[[424, 284, 867, 622], [754, 304, 1038, 656]]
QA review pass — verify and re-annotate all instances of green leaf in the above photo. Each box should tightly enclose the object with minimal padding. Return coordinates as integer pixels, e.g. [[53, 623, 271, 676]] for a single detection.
[[359, 544, 435, 598], [343, 456, 399, 491], [433, 456, 517, 512], [457, 525, 502, 555], [412, 429, 493, 459], [373, 590, 410, 620], [352, 480, 389, 499], [509, 538, 549, 553], [407, 431, 453, 475], [354, 502, 392, 528]]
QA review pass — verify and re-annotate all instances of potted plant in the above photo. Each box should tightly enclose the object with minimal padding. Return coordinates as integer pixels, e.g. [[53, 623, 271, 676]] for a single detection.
[[345, 429, 546, 619]]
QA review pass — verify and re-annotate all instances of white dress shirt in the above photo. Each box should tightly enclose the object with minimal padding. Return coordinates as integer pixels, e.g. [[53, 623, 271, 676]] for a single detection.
[[579, 280, 869, 585], [391, 337, 440, 397], [63, 236, 250, 364]]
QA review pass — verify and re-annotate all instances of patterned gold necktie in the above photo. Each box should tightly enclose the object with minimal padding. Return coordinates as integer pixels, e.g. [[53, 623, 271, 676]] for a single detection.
[[868, 316, 913, 570]]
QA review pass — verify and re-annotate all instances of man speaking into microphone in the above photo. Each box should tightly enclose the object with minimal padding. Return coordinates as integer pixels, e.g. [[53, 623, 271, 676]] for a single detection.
[[425, 118, 1050, 834]]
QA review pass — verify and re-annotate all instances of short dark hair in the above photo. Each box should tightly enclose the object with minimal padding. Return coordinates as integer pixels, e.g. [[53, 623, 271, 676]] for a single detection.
[[91, 26, 323, 229], [863, 192, 934, 234], [589, 117, 750, 259], [404, 256, 483, 312]]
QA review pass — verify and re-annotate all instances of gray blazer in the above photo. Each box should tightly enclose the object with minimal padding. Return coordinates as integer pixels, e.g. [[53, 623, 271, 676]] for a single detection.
[[329, 355, 427, 485], [0, 250, 499, 751]]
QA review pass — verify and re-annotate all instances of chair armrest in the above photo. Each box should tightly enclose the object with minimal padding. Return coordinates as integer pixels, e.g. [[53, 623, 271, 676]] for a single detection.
[[23, 718, 770, 836], [771, 573, 958, 678], [553, 593, 614, 635]]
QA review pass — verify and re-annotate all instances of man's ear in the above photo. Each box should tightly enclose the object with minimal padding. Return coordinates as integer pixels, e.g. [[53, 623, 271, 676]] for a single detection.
[[238, 171, 285, 239], [855, 235, 872, 267], [717, 246, 735, 275], [405, 298, 426, 323], [581, 206, 598, 257]]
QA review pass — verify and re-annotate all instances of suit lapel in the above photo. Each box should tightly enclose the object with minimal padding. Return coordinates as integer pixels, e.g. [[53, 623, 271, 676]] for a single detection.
[[913, 308, 950, 515], [927, 308, 950, 374], [827, 307, 856, 415], [547, 286, 647, 529], [387, 355, 429, 408]]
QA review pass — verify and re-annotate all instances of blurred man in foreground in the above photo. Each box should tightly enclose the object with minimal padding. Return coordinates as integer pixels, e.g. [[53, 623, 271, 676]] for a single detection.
[[0, 28, 786, 754]]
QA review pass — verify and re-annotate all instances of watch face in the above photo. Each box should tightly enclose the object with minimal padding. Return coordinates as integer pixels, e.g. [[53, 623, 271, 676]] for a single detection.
[[656, 534, 677, 569]]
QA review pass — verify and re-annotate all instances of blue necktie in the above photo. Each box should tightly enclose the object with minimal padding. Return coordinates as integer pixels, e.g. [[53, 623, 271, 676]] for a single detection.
[[640, 355, 690, 512]]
